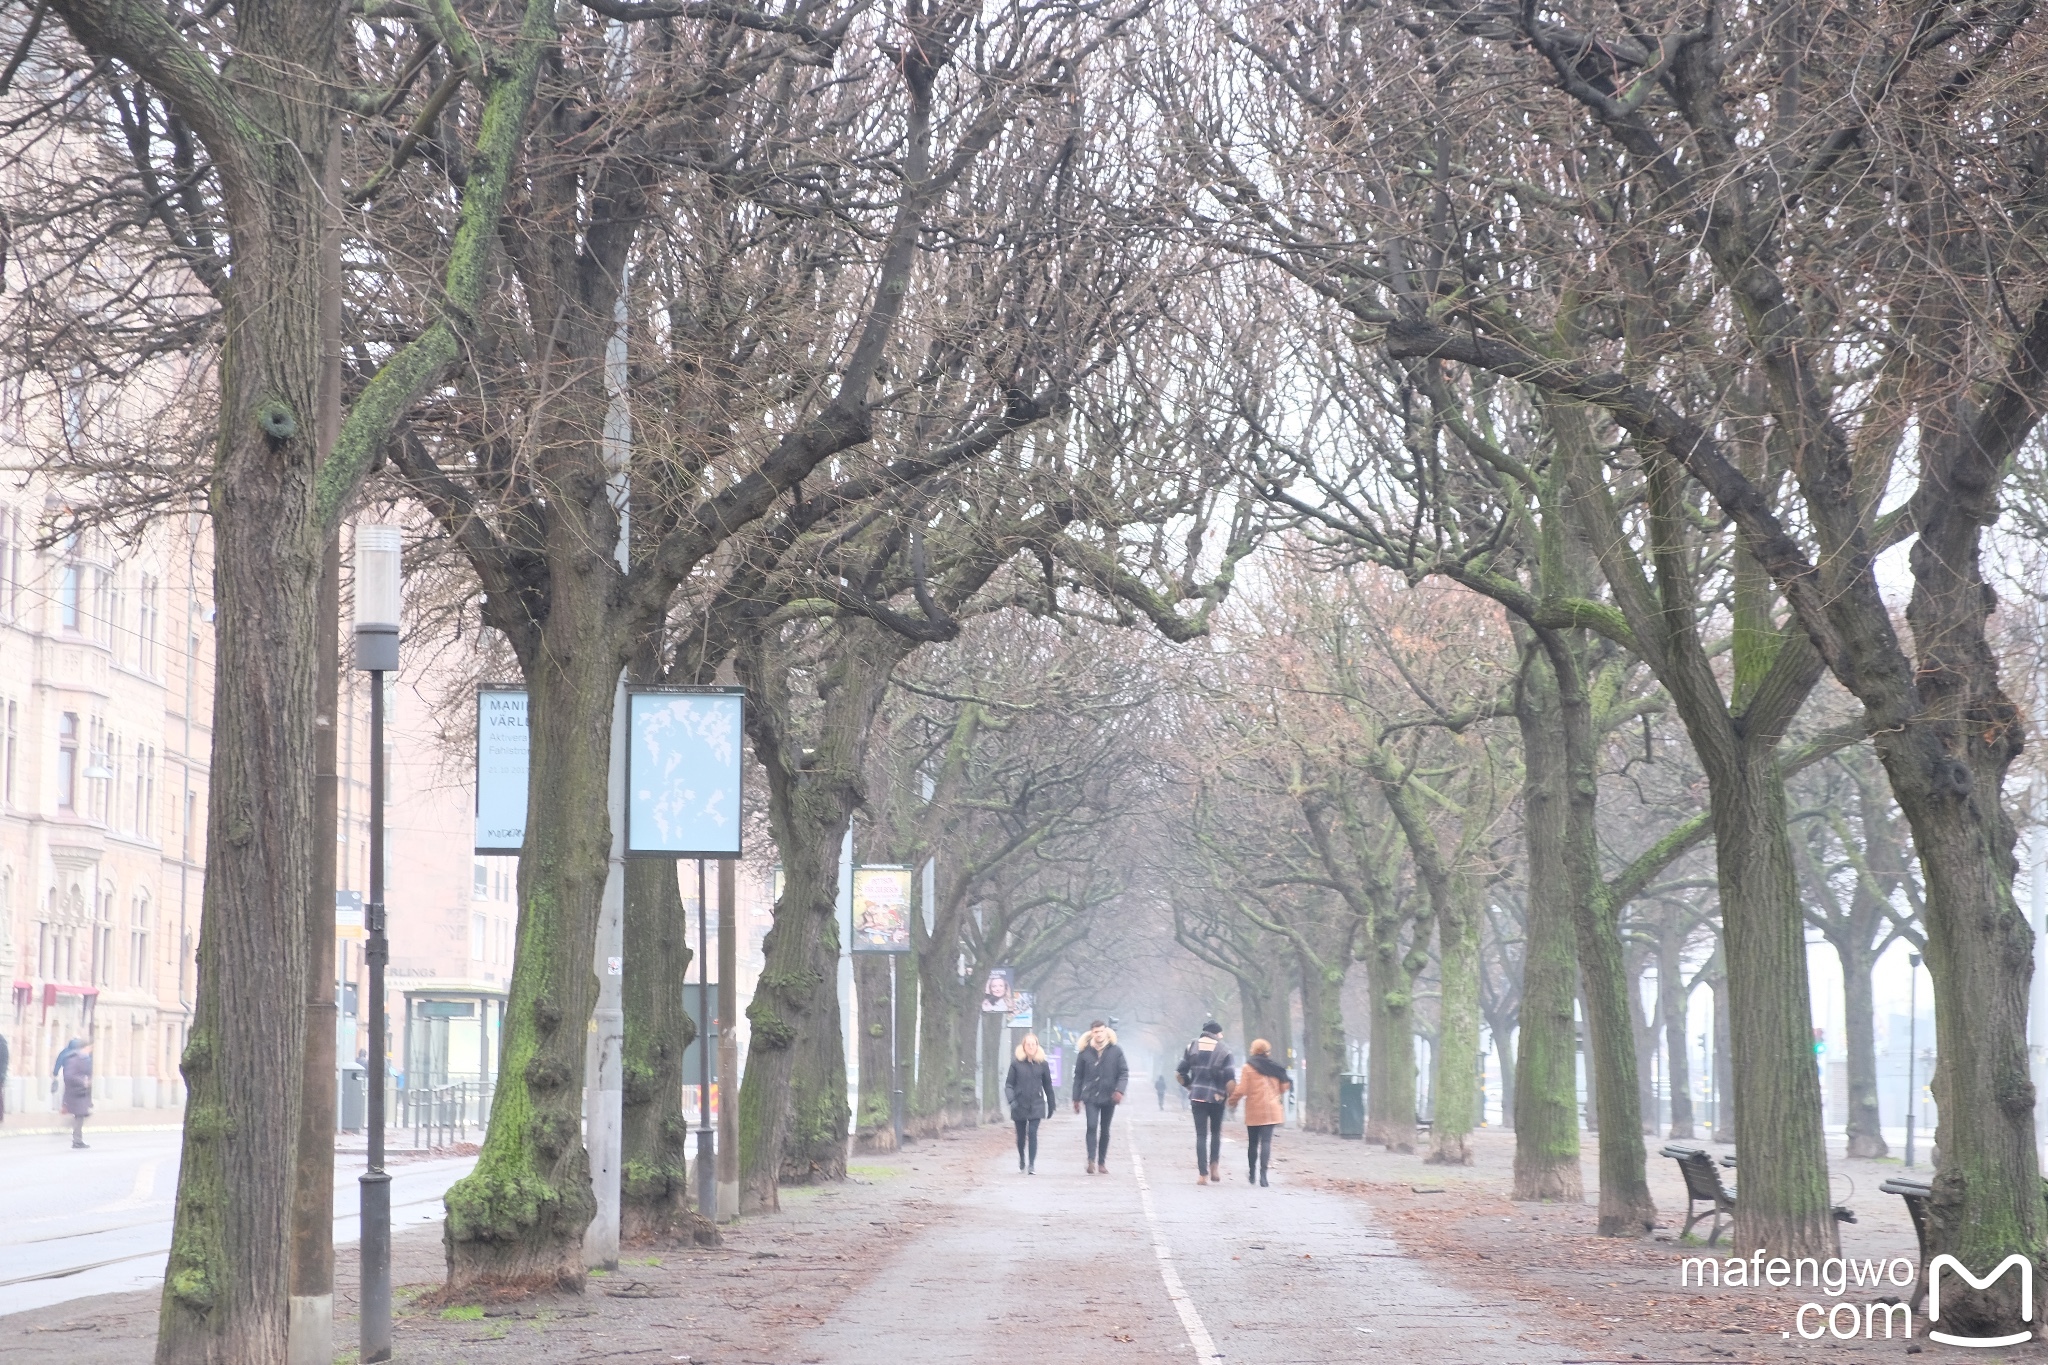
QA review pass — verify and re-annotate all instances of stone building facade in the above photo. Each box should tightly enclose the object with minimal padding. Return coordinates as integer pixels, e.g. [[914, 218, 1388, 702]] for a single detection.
[[0, 493, 213, 1117]]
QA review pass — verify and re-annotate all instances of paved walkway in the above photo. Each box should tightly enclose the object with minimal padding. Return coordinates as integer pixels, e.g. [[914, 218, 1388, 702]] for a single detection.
[[794, 1100, 1558, 1365]]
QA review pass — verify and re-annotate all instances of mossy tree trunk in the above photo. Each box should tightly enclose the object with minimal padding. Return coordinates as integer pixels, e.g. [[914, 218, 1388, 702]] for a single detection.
[[1359, 936, 1415, 1149], [1511, 647, 1584, 1203], [444, 613, 619, 1289], [1298, 949, 1348, 1136], [736, 619, 904, 1212], [780, 965, 849, 1184], [620, 857, 694, 1241], [852, 952, 897, 1152], [1372, 755, 1484, 1165], [910, 935, 974, 1135], [39, 1, 554, 1353], [1538, 624, 1655, 1236]]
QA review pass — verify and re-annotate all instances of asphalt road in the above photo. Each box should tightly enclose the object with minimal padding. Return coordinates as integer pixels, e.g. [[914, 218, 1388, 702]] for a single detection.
[[0, 1126, 475, 1317]]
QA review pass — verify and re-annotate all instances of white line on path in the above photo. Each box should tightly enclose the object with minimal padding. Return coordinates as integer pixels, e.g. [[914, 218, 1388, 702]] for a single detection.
[[1127, 1121, 1223, 1360]]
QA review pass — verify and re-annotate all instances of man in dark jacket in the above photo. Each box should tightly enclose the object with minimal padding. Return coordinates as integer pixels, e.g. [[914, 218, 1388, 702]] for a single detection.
[[1070, 1021, 1128, 1174], [1177, 1021, 1235, 1184]]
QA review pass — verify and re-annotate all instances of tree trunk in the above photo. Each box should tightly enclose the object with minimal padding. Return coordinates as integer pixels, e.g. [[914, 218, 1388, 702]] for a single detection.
[[1357, 944, 1410, 1149], [443, 625, 618, 1289], [619, 858, 693, 1241], [136, 66, 332, 1365], [1490, 1014, 1516, 1130], [779, 965, 848, 1184], [1540, 630, 1655, 1236], [735, 620, 900, 1212], [1891, 743, 2040, 1334], [894, 934, 919, 1140], [1837, 941, 1887, 1158], [852, 952, 897, 1153], [1511, 651, 1583, 1202], [910, 943, 972, 1134], [1659, 930, 1695, 1141], [1711, 964, 1735, 1144], [1629, 954, 1659, 1135], [1707, 752, 1836, 1259], [980, 1010, 1007, 1125], [1428, 885, 1481, 1164]]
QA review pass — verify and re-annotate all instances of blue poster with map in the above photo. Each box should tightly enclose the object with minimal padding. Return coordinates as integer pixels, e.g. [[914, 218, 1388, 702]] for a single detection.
[[627, 688, 745, 856]]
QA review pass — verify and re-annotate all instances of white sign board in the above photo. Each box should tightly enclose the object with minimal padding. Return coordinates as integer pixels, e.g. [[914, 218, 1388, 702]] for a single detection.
[[626, 688, 745, 857], [476, 687, 529, 854]]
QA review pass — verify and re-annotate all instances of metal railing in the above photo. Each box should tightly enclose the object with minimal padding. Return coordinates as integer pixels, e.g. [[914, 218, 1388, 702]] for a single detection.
[[397, 1080, 494, 1148]]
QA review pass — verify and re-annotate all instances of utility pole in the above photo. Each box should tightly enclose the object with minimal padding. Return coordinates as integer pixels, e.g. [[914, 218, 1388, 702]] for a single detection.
[[585, 301, 632, 1271], [289, 142, 345, 1365], [696, 858, 714, 1221], [289, 537, 339, 1363], [1905, 952, 1921, 1168], [717, 858, 738, 1222], [585, 677, 626, 1270], [354, 525, 402, 1363]]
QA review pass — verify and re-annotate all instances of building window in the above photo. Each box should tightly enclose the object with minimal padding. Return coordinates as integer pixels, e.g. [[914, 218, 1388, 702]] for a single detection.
[[131, 893, 151, 988], [57, 712, 78, 811], [1, 697, 16, 809], [58, 561, 80, 631], [471, 911, 486, 961], [92, 566, 115, 646], [139, 574, 159, 673], [95, 884, 114, 986], [473, 862, 489, 899], [134, 743, 156, 840], [87, 717, 109, 822], [0, 504, 15, 621], [33, 919, 46, 978]]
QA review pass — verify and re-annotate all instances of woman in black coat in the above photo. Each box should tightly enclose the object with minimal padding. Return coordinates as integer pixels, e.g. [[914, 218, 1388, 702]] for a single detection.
[[1005, 1033, 1058, 1174]]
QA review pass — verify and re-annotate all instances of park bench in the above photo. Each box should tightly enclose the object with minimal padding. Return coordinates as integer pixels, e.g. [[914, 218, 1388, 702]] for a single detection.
[[1878, 1176, 1934, 1312], [1880, 1175, 2048, 1314], [1662, 1144, 1738, 1244], [1662, 1145, 1857, 1246]]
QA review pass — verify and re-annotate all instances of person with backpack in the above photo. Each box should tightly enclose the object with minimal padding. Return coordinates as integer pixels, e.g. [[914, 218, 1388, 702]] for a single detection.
[[1228, 1038, 1293, 1187], [1071, 1021, 1127, 1174], [1005, 1032, 1058, 1174], [1176, 1021, 1235, 1184]]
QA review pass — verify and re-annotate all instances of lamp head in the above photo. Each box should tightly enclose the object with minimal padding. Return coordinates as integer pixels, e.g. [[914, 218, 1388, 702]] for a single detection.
[[354, 524, 402, 672]]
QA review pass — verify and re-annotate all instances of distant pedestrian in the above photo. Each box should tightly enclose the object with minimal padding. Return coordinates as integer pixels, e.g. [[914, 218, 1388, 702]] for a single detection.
[[0, 1030, 9, 1123], [1228, 1039, 1293, 1187], [1071, 1021, 1127, 1174], [1006, 1032, 1058, 1175], [1177, 1022, 1235, 1185], [1154, 1071, 1167, 1110], [61, 1039, 94, 1149]]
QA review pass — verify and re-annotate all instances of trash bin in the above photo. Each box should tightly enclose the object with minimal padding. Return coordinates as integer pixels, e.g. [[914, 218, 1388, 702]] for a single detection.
[[340, 1066, 367, 1132], [1339, 1073, 1366, 1138]]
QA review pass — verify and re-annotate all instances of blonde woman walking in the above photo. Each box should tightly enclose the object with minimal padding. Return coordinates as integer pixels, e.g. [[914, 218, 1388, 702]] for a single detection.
[[1005, 1032, 1058, 1174], [1227, 1039, 1292, 1187]]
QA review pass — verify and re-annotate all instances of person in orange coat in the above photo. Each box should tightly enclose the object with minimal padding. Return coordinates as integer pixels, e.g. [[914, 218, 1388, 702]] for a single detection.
[[1226, 1039, 1292, 1187]]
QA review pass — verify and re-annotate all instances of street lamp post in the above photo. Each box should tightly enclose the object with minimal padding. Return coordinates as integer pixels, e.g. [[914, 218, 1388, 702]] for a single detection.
[[1905, 951, 1921, 1169], [354, 525, 402, 1364]]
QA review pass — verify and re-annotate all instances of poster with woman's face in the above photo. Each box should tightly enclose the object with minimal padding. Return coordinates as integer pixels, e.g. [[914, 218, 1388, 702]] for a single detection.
[[981, 966, 1013, 1013]]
